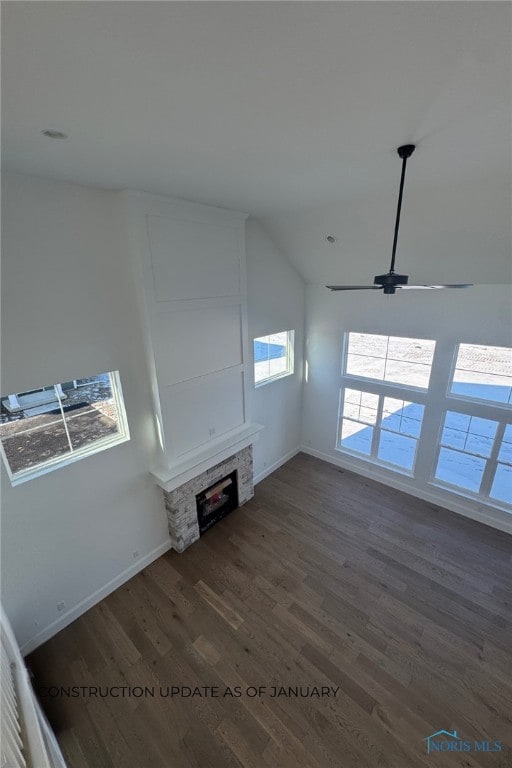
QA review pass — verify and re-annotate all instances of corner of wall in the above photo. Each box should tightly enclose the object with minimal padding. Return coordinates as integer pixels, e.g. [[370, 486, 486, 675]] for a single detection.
[[245, 219, 306, 480]]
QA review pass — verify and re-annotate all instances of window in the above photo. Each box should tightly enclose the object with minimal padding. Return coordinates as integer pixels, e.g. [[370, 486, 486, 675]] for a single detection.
[[432, 343, 512, 506], [337, 331, 511, 510], [0, 371, 129, 485], [339, 388, 425, 471], [491, 425, 512, 504], [379, 397, 425, 471], [450, 343, 512, 405], [254, 331, 294, 385], [435, 412, 498, 493], [345, 332, 435, 389], [340, 389, 378, 456], [338, 333, 433, 473], [434, 412, 511, 504]]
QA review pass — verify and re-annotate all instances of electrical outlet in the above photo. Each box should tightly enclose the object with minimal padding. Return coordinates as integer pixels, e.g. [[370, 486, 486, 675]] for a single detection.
[[57, 601, 66, 613], [133, 550, 139, 560]]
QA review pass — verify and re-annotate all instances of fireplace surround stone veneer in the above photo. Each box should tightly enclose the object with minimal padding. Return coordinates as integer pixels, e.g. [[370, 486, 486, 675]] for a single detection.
[[163, 446, 253, 551]]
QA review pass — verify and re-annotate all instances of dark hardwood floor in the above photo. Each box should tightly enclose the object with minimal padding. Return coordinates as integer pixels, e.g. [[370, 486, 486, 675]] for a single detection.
[[28, 453, 512, 768]]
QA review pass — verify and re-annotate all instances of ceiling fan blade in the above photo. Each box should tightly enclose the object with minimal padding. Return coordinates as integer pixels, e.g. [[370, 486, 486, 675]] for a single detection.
[[397, 284, 473, 290], [326, 285, 383, 291]]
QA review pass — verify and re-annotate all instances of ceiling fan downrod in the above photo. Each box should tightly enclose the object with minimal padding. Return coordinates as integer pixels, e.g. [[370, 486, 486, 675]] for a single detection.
[[325, 142, 472, 294], [389, 144, 415, 275]]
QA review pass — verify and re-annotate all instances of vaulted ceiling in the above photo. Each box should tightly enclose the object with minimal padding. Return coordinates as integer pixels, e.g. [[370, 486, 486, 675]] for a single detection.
[[3, 2, 510, 284]]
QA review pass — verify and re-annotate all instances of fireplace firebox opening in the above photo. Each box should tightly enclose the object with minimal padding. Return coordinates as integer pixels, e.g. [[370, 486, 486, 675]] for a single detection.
[[196, 470, 239, 534]]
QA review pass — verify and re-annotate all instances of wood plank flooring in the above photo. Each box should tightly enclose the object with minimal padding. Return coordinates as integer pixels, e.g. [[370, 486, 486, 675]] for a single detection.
[[28, 453, 512, 768]]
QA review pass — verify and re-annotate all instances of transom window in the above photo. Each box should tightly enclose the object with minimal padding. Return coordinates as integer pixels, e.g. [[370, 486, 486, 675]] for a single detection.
[[450, 343, 512, 405], [345, 332, 435, 389], [254, 331, 294, 386], [0, 371, 129, 485]]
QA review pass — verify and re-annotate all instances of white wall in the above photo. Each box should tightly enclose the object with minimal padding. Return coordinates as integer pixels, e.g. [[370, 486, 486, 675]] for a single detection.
[[246, 220, 305, 481], [1, 172, 170, 653], [0, 176, 307, 654], [121, 192, 249, 479], [302, 284, 512, 533]]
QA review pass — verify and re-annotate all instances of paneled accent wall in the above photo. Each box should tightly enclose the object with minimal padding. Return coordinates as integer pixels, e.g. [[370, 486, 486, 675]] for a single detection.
[[122, 192, 252, 479]]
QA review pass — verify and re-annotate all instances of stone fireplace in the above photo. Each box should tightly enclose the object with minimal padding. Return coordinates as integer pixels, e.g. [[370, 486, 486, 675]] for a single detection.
[[163, 445, 253, 552]]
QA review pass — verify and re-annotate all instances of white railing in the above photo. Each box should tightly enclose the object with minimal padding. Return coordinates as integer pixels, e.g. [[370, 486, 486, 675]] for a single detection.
[[1, 607, 66, 768]]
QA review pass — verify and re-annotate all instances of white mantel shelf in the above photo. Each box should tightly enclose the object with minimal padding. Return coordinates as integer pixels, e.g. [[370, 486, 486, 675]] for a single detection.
[[151, 423, 264, 492]]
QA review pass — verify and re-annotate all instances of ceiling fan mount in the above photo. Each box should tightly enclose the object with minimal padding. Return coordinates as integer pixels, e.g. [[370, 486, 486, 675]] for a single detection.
[[396, 143, 415, 160], [326, 143, 472, 295]]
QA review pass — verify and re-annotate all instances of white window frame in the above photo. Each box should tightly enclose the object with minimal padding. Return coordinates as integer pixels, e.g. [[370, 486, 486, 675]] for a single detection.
[[254, 330, 295, 387], [337, 333, 512, 512], [342, 332, 436, 393], [0, 371, 130, 486], [337, 380, 427, 476], [446, 342, 512, 409], [337, 332, 435, 476], [430, 359, 512, 508]]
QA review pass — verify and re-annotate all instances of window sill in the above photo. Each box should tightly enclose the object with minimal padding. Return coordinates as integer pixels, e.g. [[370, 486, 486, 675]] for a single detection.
[[334, 446, 415, 479], [428, 479, 511, 515], [255, 371, 294, 388]]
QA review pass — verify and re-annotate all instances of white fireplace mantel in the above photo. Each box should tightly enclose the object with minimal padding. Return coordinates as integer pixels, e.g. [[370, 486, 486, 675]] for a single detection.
[[151, 422, 263, 493]]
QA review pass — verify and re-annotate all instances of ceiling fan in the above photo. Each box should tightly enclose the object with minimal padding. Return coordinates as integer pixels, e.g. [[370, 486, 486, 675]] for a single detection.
[[326, 144, 472, 294]]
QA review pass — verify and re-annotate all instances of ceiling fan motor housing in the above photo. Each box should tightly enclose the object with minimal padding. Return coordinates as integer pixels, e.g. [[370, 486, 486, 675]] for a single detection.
[[374, 272, 409, 294]]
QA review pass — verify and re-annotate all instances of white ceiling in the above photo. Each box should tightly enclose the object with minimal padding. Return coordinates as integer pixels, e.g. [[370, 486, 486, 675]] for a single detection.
[[2, 1, 511, 284]]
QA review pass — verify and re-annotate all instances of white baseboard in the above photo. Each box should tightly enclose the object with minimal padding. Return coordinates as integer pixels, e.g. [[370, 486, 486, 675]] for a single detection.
[[20, 540, 173, 656], [300, 445, 512, 536], [254, 447, 301, 485]]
